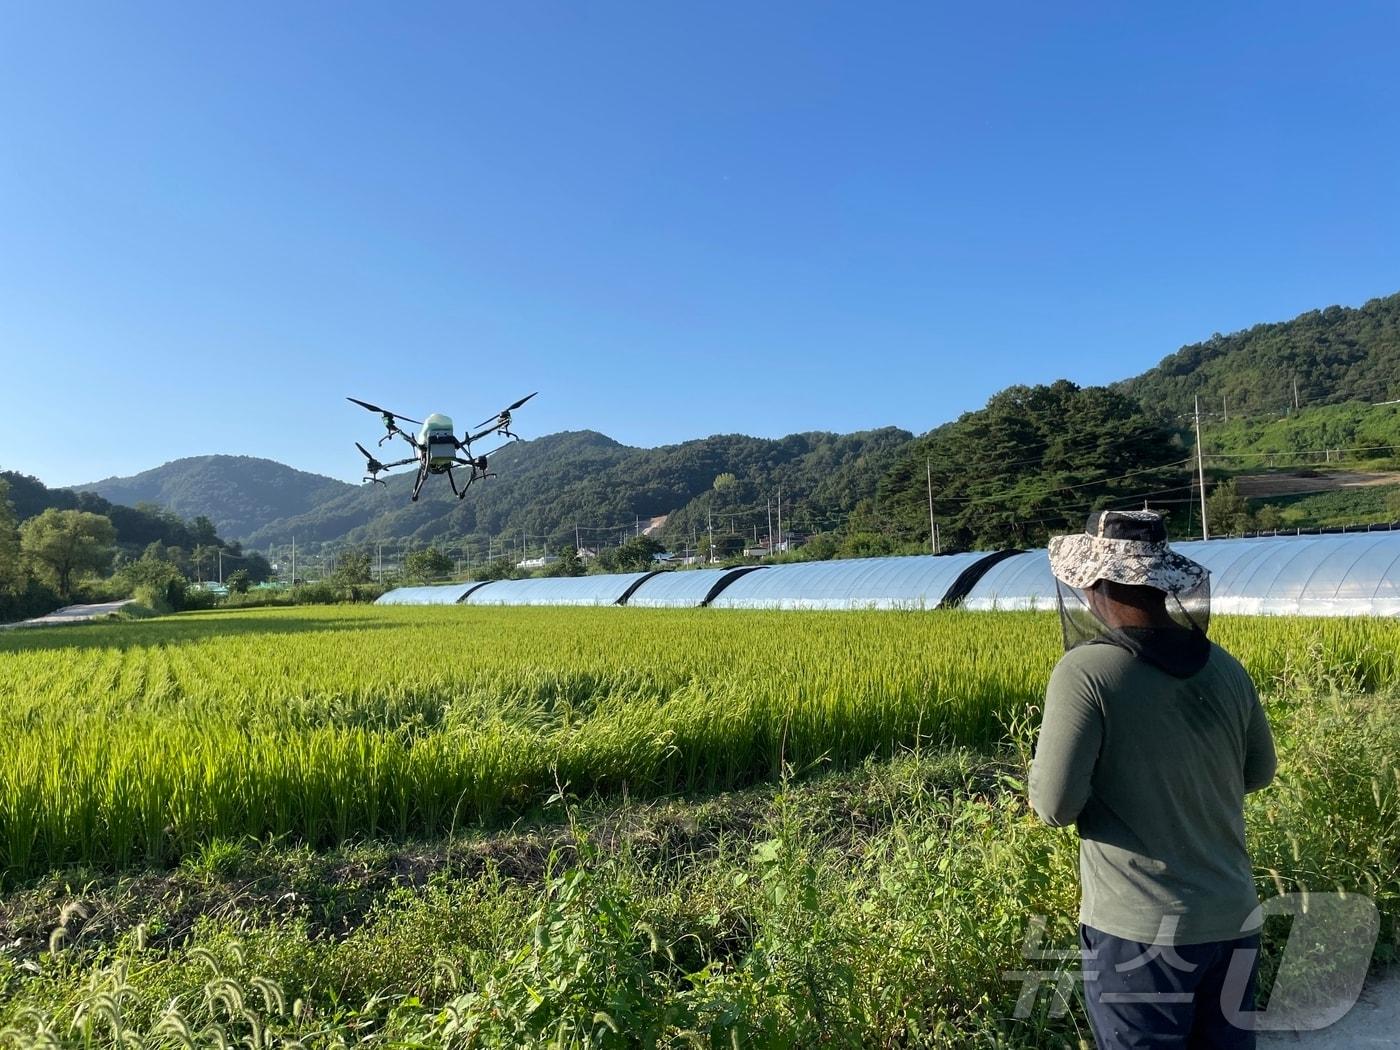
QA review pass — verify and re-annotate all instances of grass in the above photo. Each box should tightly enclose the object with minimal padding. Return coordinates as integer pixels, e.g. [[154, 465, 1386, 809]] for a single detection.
[[0, 688, 1395, 1047], [1204, 400, 1400, 464], [1250, 482, 1400, 528], [0, 606, 1397, 1046]]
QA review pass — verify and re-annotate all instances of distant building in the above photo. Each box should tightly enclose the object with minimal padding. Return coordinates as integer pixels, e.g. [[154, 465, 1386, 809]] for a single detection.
[[743, 536, 803, 559], [517, 554, 560, 570]]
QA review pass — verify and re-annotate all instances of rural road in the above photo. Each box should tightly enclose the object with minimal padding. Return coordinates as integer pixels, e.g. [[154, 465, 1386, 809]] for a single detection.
[[2, 599, 136, 629], [1259, 968, 1400, 1048]]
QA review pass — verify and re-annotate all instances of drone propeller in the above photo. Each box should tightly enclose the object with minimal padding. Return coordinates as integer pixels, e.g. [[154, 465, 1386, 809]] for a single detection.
[[474, 391, 537, 429], [347, 397, 423, 426], [355, 441, 386, 475]]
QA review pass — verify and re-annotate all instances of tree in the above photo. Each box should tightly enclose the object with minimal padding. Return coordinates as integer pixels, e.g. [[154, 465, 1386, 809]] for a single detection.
[[0, 479, 23, 596], [226, 568, 251, 594], [117, 550, 190, 611], [331, 548, 374, 588], [20, 509, 117, 601], [872, 381, 1187, 551], [1252, 503, 1285, 533], [597, 536, 664, 573], [710, 532, 744, 559], [1205, 479, 1250, 537], [403, 546, 453, 581], [189, 515, 220, 548], [796, 531, 840, 561], [191, 544, 218, 582], [240, 550, 273, 584], [478, 556, 524, 582], [552, 545, 585, 577]]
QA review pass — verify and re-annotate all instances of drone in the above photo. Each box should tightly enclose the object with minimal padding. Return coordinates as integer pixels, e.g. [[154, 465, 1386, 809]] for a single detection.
[[347, 392, 537, 501]]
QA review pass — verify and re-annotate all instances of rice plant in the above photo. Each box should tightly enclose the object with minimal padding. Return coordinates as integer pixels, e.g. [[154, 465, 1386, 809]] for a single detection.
[[1, 605, 1397, 879]]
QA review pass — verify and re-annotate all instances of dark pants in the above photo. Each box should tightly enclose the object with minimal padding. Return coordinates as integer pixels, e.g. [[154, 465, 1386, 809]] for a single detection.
[[1080, 925, 1259, 1049]]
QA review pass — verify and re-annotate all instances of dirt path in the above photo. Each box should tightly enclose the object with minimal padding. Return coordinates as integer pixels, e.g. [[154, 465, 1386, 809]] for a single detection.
[[3, 599, 136, 629], [1235, 470, 1400, 499]]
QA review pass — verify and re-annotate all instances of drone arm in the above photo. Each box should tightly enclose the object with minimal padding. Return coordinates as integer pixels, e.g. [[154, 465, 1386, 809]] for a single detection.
[[379, 424, 421, 450], [464, 421, 508, 445]]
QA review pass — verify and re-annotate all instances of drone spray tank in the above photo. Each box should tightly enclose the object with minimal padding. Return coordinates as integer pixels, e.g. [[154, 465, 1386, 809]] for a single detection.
[[419, 413, 458, 467]]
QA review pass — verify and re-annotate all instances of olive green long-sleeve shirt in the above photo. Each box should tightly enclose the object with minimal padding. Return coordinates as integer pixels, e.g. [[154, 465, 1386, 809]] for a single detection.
[[1030, 642, 1276, 945]]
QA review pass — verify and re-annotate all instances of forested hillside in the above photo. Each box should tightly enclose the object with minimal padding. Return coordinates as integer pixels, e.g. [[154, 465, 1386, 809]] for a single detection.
[[3, 468, 232, 556], [75, 455, 357, 541], [1120, 292, 1400, 418], [856, 381, 1189, 550], [1200, 401, 1400, 464], [239, 428, 912, 557]]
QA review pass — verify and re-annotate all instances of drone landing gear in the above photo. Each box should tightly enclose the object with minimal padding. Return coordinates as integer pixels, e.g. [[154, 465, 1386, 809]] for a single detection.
[[447, 463, 494, 500], [411, 465, 428, 502]]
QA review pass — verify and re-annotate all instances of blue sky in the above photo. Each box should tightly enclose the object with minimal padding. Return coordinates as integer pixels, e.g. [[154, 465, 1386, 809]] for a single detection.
[[2, 2, 1397, 487]]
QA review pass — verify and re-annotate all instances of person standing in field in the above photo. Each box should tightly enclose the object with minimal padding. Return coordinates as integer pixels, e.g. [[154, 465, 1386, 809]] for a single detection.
[[1030, 510, 1277, 1049]]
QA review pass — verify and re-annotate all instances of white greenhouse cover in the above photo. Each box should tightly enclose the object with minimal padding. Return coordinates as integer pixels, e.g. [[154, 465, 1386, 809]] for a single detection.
[[624, 567, 768, 608], [962, 532, 1400, 617], [708, 553, 991, 611], [461, 572, 655, 606], [375, 582, 483, 605]]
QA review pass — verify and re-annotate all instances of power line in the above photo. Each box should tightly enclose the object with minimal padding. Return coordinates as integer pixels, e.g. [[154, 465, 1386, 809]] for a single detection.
[[929, 458, 1193, 507]]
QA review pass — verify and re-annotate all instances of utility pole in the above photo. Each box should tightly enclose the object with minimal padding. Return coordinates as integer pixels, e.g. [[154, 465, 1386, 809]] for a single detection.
[[767, 498, 773, 555], [1293, 376, 1300, 412], [1222, 395, 1228, 424], [291, 536, 297, 585], [926, 458, 937, 555], [776, 487, 783, 554], [707, 509, 714, 563], [1194, 397, 1209, 541]]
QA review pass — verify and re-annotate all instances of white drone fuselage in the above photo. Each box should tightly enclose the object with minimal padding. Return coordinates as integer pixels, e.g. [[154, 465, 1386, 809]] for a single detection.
[[419, 413, 458, 471]]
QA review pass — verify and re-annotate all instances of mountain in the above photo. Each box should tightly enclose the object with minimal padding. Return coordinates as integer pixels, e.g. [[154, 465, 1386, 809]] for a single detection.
[[74, 455, 357, 542], [1119, 292, 1400, 419], [237, 428, 913, 555], [242, 431, 637, 548], [72, 429, 913, 557]]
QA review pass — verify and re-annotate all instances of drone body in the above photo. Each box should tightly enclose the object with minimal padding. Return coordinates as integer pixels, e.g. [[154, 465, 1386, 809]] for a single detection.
[[348, 393, 537, 501]]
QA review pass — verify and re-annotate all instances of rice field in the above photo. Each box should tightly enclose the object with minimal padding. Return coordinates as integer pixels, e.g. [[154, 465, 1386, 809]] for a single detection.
[[2, 605, 1398, 880], [2, 605, 1399, 1046]]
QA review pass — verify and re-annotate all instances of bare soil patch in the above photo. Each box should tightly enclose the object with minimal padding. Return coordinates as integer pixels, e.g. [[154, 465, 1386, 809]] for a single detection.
[[1234, 471, 1400, 499]]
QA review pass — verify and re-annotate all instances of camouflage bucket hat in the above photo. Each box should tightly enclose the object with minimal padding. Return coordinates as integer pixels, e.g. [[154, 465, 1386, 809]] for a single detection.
[[1047, 510, 1208, 594]]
